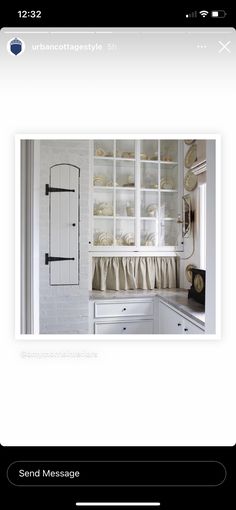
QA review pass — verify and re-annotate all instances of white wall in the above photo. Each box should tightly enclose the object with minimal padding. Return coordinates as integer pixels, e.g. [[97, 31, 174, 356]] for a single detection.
[[179, 141, 206, 289], [39, 140, 90, 334], [205, 140, 216, 334]]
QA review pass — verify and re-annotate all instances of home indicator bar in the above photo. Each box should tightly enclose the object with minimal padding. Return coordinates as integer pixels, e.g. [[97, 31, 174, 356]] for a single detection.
[[75, 504, 161, 507]]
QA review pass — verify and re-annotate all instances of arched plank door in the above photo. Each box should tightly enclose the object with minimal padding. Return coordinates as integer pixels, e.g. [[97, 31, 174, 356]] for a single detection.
[[46, 163, 80, 285]]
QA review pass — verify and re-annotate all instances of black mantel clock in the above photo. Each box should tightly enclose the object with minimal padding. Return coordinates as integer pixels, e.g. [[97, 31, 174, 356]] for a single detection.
[[188, 268, 206, 305]]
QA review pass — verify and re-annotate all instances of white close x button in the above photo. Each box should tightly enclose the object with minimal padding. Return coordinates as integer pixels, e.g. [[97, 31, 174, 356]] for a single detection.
[[218, 40, 231, 53]]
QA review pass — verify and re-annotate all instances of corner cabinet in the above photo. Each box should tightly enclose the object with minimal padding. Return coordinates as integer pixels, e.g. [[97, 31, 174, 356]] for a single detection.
[[89, 140, 184, 252], [159, 300, 205, 335]]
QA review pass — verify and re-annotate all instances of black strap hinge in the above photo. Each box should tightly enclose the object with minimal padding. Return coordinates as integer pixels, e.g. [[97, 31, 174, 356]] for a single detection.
[[45, 184, 75, 195], [45, 253, 75, 265]]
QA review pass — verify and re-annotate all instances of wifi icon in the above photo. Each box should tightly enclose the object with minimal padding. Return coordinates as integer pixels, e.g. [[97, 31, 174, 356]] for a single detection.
[[199, 10, 209, 17]]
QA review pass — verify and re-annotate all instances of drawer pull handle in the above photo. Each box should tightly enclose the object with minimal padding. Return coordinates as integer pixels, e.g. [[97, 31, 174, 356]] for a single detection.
[[178, 323, 182, 326], [122, 307, 127, 312], [123, 327, 127, 331], [184, 328, 188, 332]]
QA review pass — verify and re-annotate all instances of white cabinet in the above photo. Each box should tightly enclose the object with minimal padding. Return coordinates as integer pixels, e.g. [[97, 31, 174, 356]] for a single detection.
[[95, 320, 153, 335], [91, 139, 183, 252], [159, 301, 183, 334], [183, 318, 204, 334], [91, 296, 204, 336], [92, 298, 155, 335], [95, 300, 153, 318], [159, 300, 204, 335]]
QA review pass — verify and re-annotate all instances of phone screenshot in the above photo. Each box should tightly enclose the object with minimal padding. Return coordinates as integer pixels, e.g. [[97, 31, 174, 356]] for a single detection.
[[0, 6, 235, 509]]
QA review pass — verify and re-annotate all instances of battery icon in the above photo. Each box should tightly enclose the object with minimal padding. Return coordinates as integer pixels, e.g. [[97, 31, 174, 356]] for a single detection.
[[211, 10, 227, 18]]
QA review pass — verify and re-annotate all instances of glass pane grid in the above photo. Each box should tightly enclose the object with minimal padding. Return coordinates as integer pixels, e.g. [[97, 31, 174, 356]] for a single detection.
[[93, 189, 114, 217], [116, 219, 135, 246], [140, 162, 159, 189], [93, 158, 114, 187], [116, 139, 135, 159], [141, 219, 158, 246], [92, 139, 181, 249], [94, 140, 114, 157]]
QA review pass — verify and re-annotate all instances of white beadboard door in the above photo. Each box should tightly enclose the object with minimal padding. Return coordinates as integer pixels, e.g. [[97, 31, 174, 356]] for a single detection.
[[49, 164, 79, 285]]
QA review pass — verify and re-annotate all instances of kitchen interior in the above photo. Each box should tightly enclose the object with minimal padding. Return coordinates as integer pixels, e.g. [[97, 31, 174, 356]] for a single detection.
[[20, 137, 216, 336]]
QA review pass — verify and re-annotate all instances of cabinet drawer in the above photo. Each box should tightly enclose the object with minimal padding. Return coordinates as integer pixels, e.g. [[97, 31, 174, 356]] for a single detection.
[[94, 300, 154, 318], [183, 319, 204, 334], [159, 300, 205, 335], [95, 320, 153, 335], [159, 301, 183, 334]]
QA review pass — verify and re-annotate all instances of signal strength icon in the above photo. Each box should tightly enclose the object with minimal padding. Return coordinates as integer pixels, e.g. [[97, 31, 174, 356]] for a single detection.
[[186, 11, 197, 18], [199, 10, 209, 17]]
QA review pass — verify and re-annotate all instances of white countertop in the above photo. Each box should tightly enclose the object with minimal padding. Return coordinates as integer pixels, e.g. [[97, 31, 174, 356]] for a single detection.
[[90, 288, 205, 328]]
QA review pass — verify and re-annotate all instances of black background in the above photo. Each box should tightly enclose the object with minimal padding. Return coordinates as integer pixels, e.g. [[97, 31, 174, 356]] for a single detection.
[[1, 445, 235, 509], [0, 6, 234, 28]]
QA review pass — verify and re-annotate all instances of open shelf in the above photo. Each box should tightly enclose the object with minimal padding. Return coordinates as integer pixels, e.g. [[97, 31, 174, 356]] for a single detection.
[[93, 215, 114, 219], [141, 187, 159, 192], [115, 186, 136, 191], [93, 186, 114, 190], [160, 189, 178, 193], [94, 156, 114, 161], [116, 215, 135, 220], [160, 160, 178, 165], [141, 216, 159, 220]]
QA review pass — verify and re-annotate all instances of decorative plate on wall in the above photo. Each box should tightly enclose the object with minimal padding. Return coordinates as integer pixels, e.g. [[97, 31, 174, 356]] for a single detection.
[[184, 143, 197, 168], [184, 170, 198, 192], [185, 264, 197, 283]]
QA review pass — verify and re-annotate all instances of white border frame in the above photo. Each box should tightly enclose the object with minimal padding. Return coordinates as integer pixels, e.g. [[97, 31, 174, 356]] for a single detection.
[[15, 133, 221, 342]]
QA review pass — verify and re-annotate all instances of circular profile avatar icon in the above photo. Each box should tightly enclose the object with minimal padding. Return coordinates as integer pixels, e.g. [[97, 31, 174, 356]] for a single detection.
[[7, 37, 25, 56]]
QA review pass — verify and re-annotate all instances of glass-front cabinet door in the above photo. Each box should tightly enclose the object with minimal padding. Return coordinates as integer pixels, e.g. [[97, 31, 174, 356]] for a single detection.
[[92, 140, 137, 249], [91, 139, 183, 251], [160, 140, 180, 247]]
